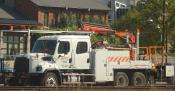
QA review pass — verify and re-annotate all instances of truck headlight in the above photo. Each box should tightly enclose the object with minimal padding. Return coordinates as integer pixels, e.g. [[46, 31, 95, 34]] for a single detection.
[[36, 65, 42, 71]]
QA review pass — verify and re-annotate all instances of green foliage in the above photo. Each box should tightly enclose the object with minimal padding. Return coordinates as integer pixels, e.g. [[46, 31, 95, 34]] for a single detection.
[[138, 0, 175, 49], [90, 33, 121, 46], [67, 25, 78, 31], [90, 33, 104, 44], [112, 0, 175, 52], [106, 35, 121, 46], [98, 16, 103, 24], [169, 30, 175, 55], [67, 13, 73, 26], [89, 16, 94, 22], [112, 8, 141, 31], [55, 11, 108, 32], [57, 12, 79, 31], [59, 13, 68, 28]]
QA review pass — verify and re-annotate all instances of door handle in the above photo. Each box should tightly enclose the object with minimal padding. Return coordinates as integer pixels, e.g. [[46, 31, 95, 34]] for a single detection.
[[87, 58, 90, 63], [69, 58, 72, 63]]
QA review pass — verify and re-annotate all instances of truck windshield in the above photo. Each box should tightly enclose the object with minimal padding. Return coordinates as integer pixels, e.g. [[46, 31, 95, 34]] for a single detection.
[[32, 40, 57, 55]]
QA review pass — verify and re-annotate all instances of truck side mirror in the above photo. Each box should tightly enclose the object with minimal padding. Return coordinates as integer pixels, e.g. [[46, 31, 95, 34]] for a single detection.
[[91, 44, 96, 49], [58, 54, 65, 58]]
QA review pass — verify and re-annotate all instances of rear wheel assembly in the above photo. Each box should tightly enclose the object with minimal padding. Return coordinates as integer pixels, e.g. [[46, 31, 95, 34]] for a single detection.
[[114, 72, 129, 87], [132, 72, 146, 86]]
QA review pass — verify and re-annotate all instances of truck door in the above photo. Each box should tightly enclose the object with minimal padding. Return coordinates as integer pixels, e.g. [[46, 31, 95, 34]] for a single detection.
[[73, 39, 90, 69], [55, 39, 72, 69]]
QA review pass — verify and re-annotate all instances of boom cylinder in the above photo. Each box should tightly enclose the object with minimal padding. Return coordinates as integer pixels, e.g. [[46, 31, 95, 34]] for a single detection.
[[136, 28, 140, 60]]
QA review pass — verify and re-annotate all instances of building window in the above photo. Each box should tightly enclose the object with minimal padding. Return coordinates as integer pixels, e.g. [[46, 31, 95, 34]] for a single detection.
[[44, 12, 49, 26], [76, 42, 88, 54]]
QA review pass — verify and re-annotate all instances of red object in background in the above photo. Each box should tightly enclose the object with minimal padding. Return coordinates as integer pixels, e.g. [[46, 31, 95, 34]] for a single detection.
[[79, 22, 136, 43], [130, 49, 135, 60], [115, 31, 127, 38], [79, 22, 113, 35], [128, 34, 136, 43]]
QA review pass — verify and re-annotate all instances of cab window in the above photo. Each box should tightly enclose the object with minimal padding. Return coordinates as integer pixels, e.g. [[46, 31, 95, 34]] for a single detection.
[[58, 41, 70, 54], [76, 42, 88, 54]]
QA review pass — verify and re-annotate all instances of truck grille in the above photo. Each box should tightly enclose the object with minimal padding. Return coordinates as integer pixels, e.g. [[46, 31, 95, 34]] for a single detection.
[[14, 57, 29, 73]]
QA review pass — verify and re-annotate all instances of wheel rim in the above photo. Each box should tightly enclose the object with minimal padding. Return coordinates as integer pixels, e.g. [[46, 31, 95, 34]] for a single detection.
[[135, 77, 142, 85], [46, 77, 57, 87], [132, 72, 146, 86], [116, 77, 125, 86], [115, 72, 129, 87]]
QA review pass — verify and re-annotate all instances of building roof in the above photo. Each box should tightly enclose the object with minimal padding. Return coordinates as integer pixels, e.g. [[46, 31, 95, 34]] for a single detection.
[[0, 19, 39, 25], [30, 0, 109, 11], [0, 4, 38, 26], [0, 4, 24, 19]]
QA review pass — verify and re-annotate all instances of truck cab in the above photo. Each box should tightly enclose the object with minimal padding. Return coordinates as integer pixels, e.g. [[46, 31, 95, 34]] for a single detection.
[[13, 34, 93, 86], [32, 35, 91, 70]]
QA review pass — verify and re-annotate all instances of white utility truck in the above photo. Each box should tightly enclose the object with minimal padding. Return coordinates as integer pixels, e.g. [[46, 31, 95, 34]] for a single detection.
[[6, 30, 173, 86]]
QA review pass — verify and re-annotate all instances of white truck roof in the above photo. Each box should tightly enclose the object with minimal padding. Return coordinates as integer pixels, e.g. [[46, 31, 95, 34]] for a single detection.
[[38, 35, 90, 40]]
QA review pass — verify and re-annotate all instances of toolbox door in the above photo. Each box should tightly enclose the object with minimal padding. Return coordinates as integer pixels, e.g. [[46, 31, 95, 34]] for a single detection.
[[94, 49, 108, 82]]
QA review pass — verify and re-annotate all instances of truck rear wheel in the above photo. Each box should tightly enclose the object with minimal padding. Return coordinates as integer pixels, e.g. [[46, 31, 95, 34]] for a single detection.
[[41, 72, 59, 87], [132, 72, 146, 86], [114, 72, 129, 87]]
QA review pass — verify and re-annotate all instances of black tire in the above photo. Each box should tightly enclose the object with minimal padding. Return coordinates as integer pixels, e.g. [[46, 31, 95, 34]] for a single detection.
[[149, 75, 155, 86], [41, 72, 59, 87], [132, 72, 146, 86], [114, 72, 129, 87]]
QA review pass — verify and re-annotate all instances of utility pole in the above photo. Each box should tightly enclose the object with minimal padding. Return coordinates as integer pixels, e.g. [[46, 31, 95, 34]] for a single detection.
[[162, 0, 167, 64]]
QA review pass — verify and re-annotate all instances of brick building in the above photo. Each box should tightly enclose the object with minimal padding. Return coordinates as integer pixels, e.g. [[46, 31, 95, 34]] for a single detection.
[[0, 1, 38, 30], [15, 0, 109, 28]]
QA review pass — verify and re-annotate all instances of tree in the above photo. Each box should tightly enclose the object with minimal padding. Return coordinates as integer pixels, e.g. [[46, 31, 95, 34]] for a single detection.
[[59, 13, 68, 28], [113, 0, 175, 50], [90, 33, 121, 47]]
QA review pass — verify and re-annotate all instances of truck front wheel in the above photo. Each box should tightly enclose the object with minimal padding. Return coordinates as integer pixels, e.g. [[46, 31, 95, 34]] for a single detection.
[[114, 72, 129, 87], [132, 72, 146, 86], [41, 72, 59, 87]]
